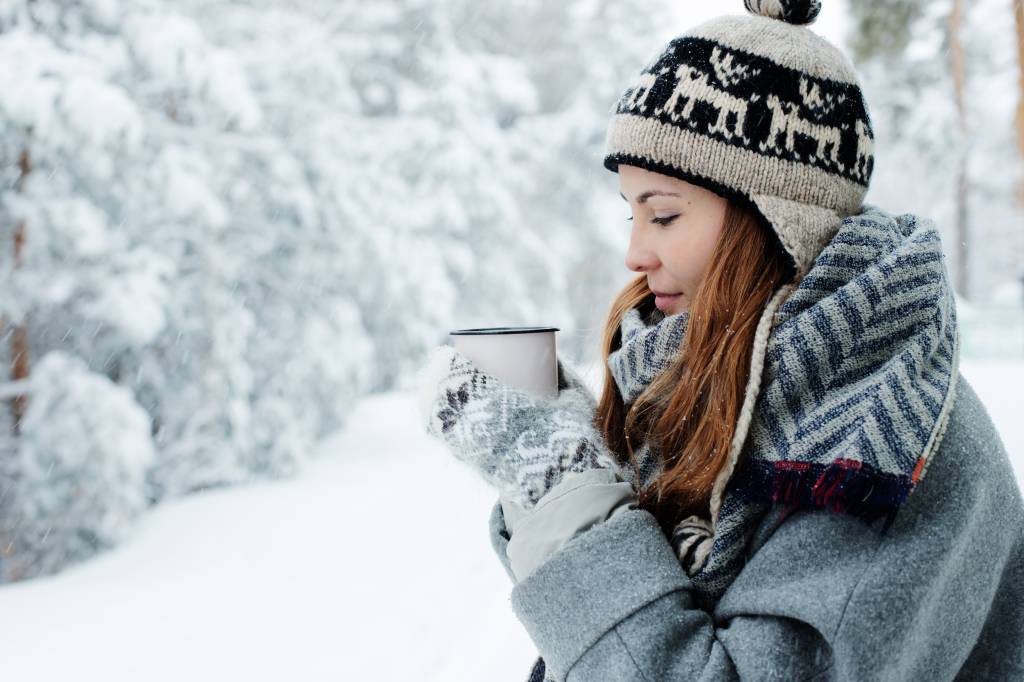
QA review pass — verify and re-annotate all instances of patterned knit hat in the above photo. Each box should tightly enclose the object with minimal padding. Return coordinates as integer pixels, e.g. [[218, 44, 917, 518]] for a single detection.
[[604, 0, 874, 281]]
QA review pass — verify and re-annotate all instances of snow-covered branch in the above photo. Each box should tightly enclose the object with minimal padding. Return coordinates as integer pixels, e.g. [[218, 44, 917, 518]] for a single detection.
[[0, 380, 32, 400]]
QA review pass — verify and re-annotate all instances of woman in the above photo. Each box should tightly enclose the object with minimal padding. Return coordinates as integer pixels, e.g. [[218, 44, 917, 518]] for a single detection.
[[419, 2, 1024, 680]]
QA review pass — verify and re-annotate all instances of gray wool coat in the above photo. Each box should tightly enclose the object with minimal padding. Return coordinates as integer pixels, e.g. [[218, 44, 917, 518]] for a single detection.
[[488, 372, 1024, 681]]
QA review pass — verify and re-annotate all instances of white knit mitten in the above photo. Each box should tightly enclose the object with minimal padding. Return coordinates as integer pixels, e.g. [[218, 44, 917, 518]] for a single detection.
[[418, 346, 621, 509]]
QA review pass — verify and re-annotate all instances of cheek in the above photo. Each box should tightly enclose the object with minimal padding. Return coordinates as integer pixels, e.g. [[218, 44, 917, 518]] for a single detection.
[[664, 227, 719, 280], [662, 233, 703, 278], [692, 226, 722, 266], [687, 210, 725, 261]]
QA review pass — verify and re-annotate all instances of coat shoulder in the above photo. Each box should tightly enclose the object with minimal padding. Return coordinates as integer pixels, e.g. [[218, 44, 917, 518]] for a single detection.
[[929, 372, 1022, 514]]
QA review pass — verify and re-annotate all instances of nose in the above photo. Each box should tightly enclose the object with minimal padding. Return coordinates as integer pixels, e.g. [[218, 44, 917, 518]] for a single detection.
[[624, 229, 659, 272]]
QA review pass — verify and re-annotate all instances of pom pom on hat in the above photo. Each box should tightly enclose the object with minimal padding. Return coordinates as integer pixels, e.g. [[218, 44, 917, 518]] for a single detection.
[[744, 0, 821, 25]]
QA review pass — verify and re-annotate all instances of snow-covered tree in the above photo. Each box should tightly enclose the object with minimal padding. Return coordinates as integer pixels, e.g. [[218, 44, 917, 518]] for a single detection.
[[0, 0, 667, 581], [846, 0, 1024, 301], [0, 351, 154, 581]]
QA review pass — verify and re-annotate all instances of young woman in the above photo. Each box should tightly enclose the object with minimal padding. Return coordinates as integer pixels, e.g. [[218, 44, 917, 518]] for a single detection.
[[420, 2, 1024, 680]]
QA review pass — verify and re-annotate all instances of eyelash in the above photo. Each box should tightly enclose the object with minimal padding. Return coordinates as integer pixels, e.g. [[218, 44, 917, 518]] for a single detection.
[[626, 215, 679, 226]]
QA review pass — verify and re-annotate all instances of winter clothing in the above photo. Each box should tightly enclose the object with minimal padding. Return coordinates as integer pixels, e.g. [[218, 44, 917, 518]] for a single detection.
[[606, 306, 690, 406], [598, 205, 960, 603], [468, 2, 1022, 679], [604, 0, 874, 280], [604, 305, 718, 576], [418, 346, 619, 509], [498, 305, 710, 582], [600, 0, 959, 609], [490, 370, 1024, 681], [500, 467, 636, 583], [744, 0, 822, 25], [491, 201, 973, 673], [504, 201, 959, 598]]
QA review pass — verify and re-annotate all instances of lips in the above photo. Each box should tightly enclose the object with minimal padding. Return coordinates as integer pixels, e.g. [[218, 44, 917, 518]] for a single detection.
[[654, 292, 681, 311]]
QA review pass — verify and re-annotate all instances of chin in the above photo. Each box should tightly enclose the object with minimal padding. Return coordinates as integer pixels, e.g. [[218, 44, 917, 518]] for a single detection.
[[668, 299, 690, 315]]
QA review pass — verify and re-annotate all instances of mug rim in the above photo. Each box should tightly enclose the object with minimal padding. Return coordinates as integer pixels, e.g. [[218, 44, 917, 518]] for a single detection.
[[450, 326, 559, 335]]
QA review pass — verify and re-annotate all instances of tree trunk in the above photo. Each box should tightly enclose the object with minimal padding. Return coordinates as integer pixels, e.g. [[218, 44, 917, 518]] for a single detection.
[[7, 147, 31, 436], [949, 0, 970, 299]]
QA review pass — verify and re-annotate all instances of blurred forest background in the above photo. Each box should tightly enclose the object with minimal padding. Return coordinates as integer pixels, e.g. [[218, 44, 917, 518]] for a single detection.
[[0, 0, 1022, 583]]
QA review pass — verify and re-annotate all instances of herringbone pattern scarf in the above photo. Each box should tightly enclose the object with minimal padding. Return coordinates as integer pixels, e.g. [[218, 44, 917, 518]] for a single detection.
[[606, 306, 718, 576], [606, 204, 959, 612]]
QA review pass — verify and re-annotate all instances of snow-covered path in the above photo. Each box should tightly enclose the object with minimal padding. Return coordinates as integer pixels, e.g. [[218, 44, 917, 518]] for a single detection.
[[0, 360, 1020, 681], [0, 390, 535, 681]]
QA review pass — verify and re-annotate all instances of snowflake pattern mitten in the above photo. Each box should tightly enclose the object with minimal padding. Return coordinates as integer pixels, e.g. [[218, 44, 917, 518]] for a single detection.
[[418, 346, 621, 508]]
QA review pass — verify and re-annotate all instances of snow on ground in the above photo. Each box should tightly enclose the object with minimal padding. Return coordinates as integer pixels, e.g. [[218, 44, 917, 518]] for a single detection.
[[0, 359, 1021, 682]]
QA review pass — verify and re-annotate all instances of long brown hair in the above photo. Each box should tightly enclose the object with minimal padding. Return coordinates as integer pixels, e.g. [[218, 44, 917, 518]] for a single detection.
[[594, 198, 794, 537]]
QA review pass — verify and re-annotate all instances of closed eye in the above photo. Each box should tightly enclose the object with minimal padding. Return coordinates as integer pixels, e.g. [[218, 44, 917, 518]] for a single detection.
[[625, 215, 679, 226]]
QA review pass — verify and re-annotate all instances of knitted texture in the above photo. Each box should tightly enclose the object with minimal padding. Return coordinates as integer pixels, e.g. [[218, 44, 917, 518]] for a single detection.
[[605, 307, 717, 577], [628, 205, 958, 613], [419, 347, 620, 509], [604, 2, 874, 280], [745, 0, 822, 24], [607, 306, 689, 405], [523, 201, 960, 682]]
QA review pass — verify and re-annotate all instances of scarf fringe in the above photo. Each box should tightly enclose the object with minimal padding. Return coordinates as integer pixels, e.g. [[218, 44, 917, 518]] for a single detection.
[[731, 457, 918, 536]]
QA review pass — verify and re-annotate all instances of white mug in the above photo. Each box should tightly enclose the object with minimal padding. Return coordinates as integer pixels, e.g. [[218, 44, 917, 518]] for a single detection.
[[450, 326, 560, 399]]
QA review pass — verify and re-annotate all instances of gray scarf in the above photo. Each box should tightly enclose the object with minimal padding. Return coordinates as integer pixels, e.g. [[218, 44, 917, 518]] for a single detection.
[[606, 305, 717, 576], [607, 305, 688, 406], [605, 204, 959, 611]]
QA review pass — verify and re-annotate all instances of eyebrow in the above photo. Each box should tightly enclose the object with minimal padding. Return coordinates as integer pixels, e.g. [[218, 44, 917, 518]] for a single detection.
[[619, 190, 682, 203]]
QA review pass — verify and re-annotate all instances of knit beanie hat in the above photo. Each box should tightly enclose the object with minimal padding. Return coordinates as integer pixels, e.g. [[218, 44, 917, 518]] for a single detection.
[[604, 0, 875, 281]]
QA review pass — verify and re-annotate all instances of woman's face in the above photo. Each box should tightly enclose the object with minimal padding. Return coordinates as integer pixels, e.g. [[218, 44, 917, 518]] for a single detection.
[[619, 164, 728, 314]]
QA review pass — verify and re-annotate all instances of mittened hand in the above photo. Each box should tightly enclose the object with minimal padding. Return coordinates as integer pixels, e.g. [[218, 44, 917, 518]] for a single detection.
[[417, 345, 621, 509]]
